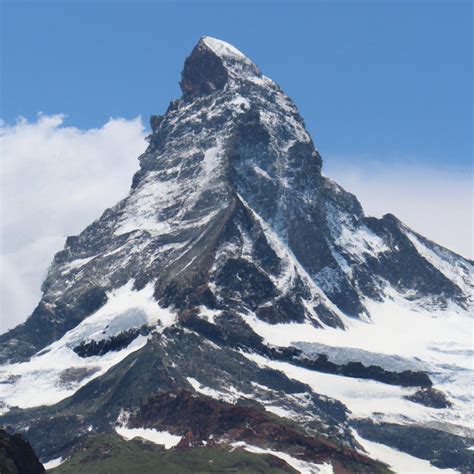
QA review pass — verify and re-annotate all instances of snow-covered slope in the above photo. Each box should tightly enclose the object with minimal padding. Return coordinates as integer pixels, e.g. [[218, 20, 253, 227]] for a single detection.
[[1, 36, 472, 473]]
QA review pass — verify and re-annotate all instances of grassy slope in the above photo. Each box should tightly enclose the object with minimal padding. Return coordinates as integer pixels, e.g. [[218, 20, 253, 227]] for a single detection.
[[49, 433, 297, 474]]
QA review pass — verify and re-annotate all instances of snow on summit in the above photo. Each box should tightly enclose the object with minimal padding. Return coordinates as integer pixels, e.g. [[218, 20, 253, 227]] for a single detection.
[[201, 36, 249, 61]]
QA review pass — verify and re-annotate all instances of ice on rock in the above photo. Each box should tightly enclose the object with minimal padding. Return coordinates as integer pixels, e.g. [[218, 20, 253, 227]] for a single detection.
[[201, 36, 249, 61]]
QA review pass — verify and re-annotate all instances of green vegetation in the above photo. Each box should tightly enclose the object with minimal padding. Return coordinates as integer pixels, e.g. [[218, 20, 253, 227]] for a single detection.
[[49, 434, 296, 474]]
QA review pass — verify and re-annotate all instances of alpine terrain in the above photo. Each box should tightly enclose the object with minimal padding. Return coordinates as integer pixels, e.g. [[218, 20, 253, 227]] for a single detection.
[[1, 37, 473, 474]]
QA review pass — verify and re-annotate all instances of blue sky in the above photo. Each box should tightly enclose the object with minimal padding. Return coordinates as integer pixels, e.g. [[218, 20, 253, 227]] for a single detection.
[[2, 0, 472, 170]]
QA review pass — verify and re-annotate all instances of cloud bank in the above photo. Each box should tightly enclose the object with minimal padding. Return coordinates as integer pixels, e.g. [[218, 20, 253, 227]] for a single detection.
[[0, 114, 147, 333], [1, 115, 471, 333]]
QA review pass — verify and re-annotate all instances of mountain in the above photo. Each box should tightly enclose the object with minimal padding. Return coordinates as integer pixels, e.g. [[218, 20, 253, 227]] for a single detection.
[[0, 37, 472, 473]]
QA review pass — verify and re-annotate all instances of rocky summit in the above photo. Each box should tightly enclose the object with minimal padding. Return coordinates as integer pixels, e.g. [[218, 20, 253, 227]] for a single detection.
[[0, 37, 473, 473]]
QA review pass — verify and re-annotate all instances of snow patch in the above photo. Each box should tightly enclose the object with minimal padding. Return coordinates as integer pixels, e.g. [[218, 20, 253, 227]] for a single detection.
[[197, 306, 222, 324], [186, 377, 247, 404], [241, 352, 433, 423], [404, 229, 474, 305], [202, 36, 248, 61], [0, 281, 176, 410], [240, 287, 473, 431], [231, 441, 333, 473], [116, 426, 181, 449], [115, 411, 181, 449], [326, 203, 389, 260], [43, 456, 65, 470], [338, 225, 389, 256], [65, 281, 176, 344], [241, 313, 323, 348], [61, 255, 97, 273], [352, 430, 458, 473], [252, 164, 272, 180]]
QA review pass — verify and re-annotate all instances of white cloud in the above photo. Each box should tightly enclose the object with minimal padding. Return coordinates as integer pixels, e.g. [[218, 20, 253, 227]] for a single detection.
[[325, 156, 473, 260], [0, 115, 471, 335], [0, 114, 147, 333]]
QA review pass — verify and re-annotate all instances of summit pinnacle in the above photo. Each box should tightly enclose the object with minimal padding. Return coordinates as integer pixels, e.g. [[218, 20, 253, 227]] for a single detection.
[[180, 36, 261, 97]]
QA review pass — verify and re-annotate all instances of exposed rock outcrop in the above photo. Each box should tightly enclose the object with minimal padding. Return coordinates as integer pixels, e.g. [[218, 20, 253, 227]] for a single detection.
[[0, 428, 44, 474]]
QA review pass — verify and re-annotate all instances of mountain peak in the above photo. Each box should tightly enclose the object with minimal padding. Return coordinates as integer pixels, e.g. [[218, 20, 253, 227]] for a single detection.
[[1, 37, 473, 474], [200, 36, 249, 61], [180, 36, 261, 97]]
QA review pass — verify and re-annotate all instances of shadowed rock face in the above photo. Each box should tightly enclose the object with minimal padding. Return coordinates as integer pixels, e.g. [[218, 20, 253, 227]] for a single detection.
[[0, 429, 44, 474], [181, 40, 229, 97], [0, 36, 473, 473], [353, 420, 474, 473], [404, 387, 452, 408]]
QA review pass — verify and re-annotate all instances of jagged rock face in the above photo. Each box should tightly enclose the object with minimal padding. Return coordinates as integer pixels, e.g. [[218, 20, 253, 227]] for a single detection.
[[180, 39, 230, 97], [1, 36, 473, 473]]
